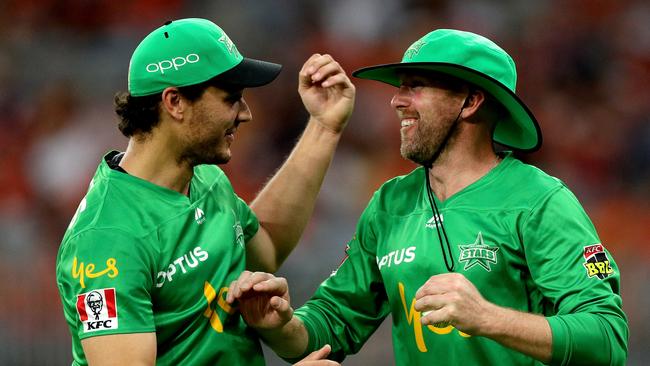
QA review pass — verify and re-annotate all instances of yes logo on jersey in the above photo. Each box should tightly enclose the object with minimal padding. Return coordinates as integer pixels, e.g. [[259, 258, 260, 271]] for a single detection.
[[583, 244, 614, 279], [76, 288, 119, 333]]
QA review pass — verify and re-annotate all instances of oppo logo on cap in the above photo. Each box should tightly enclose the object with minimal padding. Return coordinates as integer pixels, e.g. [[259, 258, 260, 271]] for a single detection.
[[146, 53, 200, 74]]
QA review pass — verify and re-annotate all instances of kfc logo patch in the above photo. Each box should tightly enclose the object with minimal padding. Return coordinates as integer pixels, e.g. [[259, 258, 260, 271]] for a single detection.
[[583, 244, 614, 280], [76, 288, 119, 332]]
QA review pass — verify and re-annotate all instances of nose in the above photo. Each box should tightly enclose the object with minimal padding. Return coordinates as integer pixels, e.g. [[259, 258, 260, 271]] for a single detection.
[[390, 86, 411, 110], [237, 98, 252, 123]]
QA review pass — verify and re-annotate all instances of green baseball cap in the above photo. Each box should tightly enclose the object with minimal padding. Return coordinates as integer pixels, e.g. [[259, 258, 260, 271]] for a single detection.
[[353, 29, 542, 151], [128, 18, 282, 97]]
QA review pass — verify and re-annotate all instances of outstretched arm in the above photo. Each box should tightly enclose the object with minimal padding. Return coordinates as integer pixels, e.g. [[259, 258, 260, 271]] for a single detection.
[[247, 54, 355, 273], [226, 271, 317, 360]]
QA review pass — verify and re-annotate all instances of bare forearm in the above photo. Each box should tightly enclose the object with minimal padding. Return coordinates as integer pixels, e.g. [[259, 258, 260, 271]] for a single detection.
[[256, 316, 310, 359], [479, 303, 552, 363], [250, 119, 341, 267]]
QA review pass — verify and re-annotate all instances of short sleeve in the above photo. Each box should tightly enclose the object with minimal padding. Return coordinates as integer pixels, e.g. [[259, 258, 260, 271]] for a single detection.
[[56, 229, 157, 340]]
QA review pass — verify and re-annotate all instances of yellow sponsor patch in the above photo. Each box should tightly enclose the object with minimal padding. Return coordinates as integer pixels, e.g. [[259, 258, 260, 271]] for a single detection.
[[72, 257, 119, 289], [582, 244, 614, 280]]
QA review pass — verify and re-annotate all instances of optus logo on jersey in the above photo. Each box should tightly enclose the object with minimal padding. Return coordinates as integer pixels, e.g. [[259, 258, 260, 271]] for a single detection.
[[156, 246, 209, 288], [146, 53, 200, 74], [377, 246, 416, 270]]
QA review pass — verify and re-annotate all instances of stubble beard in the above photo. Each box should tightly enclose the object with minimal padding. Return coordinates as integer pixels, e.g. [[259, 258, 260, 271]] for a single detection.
[[400, 115, 457, 166], [179, 110, 232, 167], [180, 136, 231, 166]]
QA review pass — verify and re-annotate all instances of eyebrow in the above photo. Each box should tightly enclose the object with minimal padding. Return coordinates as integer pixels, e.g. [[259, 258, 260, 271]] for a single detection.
[[225, 90, 243, 101], [398, 72, 466, 92]]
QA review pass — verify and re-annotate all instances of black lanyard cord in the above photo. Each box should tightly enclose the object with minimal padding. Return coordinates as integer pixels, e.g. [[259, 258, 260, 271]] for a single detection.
[[424, 168, 455, 272]]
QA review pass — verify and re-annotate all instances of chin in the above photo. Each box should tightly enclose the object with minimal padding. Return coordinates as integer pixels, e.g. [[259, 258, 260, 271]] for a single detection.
[[188, 153, 231, 166], [209, 154, 231, 165], [204, 146, 231, 165], [401, 148, 433, 166]]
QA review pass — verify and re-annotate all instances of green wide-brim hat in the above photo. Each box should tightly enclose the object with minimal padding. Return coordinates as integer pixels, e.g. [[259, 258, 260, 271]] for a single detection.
[[353, 29, 542, 151]]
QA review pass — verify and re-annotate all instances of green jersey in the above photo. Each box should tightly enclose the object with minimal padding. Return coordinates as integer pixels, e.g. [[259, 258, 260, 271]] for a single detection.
[[295, 153, 628, 365], [56, 152, 264, 365]]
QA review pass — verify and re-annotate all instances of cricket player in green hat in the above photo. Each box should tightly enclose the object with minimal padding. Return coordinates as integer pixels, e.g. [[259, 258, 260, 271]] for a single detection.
[[228, 29, 628, 365], [56, 18, 353, 365]]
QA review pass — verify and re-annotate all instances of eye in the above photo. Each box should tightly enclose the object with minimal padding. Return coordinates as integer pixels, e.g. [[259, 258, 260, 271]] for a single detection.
[[225, 92, 242, 104], [402, 80, 425, 89]]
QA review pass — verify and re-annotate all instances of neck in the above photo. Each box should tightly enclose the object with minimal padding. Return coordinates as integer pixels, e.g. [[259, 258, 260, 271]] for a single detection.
[[427, 140, 500, 201], [119, 135, 193, 195]]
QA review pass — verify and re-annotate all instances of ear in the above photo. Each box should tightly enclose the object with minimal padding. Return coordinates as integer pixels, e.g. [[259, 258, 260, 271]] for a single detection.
[[161, 87, 186, 121], [460, 89, 486, 121]]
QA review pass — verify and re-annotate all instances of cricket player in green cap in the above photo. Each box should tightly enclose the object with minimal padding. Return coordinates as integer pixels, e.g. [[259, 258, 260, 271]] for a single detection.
[[55, 18, 353, 365], [228, 29, 629, 365]]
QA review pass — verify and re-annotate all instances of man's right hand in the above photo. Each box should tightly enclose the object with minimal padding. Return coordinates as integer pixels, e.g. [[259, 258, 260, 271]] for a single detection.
[[298, 53, 355, 134], [226, 271, 294, 330], [228, 271, 336, 363]]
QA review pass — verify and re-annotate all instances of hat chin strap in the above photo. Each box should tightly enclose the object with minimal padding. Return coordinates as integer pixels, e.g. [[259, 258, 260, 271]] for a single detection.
[[421, 93, 470, 169]]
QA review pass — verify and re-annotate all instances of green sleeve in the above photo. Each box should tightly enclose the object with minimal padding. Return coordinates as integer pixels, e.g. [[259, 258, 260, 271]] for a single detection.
[[56, 228, 157, 339], [293, 196, 391, 362], [522, 186, 628, 365]]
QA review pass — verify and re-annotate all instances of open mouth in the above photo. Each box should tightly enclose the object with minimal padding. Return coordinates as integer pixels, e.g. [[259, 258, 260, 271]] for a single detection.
[[401, 118, 417, 127], [400, 118, 418, 133]]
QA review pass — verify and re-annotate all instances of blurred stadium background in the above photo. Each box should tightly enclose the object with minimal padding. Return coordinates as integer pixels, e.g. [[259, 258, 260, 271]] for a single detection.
[[0, 0, 648, 364]]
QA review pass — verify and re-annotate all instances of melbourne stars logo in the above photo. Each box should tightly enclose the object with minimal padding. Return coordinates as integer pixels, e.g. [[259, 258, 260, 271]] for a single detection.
[[231, 209, 245, 248], [219, 34, 240, 57], [458, 232, 499, 272], [404, 40, 426, 60]]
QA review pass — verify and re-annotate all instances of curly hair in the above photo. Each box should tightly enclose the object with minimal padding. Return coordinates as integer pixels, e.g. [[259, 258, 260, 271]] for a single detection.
[[113, 78, 222, 137], [113, 92, 161, 137]]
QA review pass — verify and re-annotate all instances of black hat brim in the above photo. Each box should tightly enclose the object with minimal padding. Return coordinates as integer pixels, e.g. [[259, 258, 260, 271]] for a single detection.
[[215, 58, 282, 88]]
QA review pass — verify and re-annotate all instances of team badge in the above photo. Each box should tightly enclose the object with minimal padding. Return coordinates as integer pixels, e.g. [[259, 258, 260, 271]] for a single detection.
[[233, 220, 245, 248], [76, 288, 119, 333], [583, 244, 614, 279], [458, 232, 499, 272], [219, 34, 241, 57], [404, 40, 426, 60]]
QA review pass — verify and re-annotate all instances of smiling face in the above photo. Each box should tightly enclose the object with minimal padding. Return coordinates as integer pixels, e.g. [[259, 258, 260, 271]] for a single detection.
[[179, 85, 251, 166], [390, 72, 469, 165]]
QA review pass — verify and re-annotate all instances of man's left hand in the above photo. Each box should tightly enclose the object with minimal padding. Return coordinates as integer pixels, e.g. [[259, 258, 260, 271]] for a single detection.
[[414, 273, 494, 335]]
